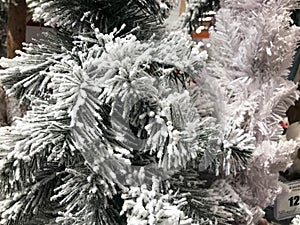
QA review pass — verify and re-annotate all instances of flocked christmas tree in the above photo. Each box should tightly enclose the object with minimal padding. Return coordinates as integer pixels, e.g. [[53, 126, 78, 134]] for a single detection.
[[0, 0, 299, 224]]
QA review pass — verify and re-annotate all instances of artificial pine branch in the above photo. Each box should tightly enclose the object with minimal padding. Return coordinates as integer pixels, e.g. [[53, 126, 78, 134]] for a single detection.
[[0, 30, 73, 102], [0, 24, 214, 224], [30, 0, 172, 39], [207, 0, 300, 211]]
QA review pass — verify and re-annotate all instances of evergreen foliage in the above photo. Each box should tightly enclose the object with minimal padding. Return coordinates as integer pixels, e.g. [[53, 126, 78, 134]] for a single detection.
[[207, 0, 300, 210], [0, 0, 299, 224], [30, 0, 175, 39]]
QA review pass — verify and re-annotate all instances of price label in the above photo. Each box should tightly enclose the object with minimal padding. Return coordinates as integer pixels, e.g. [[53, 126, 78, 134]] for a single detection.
[[275, 180, 300, 220]]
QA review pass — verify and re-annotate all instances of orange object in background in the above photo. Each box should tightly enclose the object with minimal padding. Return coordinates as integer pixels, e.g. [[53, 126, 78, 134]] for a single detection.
[[192, 17, 213, 39], [192, 30, 210, 39]]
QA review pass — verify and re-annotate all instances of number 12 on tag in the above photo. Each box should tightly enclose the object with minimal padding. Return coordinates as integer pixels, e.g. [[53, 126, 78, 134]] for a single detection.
[[288, 196, 300, 207], [275, 181, 300, 220]]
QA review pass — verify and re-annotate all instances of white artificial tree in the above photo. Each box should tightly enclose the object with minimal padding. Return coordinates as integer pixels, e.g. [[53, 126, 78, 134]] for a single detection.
[[206, 0, 300, 209]]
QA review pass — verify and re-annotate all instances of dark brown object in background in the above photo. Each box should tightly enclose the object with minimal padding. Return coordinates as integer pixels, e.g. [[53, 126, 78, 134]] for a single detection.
[[1, 0, 28, 126], [6, 0, 27, 58], [287, 99, 300, 124]]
